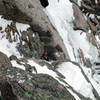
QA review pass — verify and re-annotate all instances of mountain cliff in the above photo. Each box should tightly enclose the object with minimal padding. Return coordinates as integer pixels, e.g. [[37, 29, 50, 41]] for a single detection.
[[0, 0, 100, 100]]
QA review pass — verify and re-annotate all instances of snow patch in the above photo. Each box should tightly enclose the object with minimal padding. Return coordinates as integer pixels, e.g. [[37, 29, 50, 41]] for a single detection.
[[0, 16, 30, 57], [11, 60, 25, 70], [57, 62, 95, 98]]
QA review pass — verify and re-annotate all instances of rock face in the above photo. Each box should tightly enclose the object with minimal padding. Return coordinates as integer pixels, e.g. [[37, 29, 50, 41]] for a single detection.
[[0, 0, 69, 60], [72, 3, 89, 32], [17, 29, 44, 58], [0, 52, 12, 67], [0, 67, 75, 100], [81, 0, 100, 15]]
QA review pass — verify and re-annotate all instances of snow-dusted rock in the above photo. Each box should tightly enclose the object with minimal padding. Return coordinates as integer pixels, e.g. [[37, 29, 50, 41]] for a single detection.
[[0, 0, 69, 59], [0, 66, 75, 100], [0, 0, 100, 100]]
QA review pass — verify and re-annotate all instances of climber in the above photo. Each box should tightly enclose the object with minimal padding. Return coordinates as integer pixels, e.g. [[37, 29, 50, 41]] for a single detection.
[[41, 51, 50, 61]]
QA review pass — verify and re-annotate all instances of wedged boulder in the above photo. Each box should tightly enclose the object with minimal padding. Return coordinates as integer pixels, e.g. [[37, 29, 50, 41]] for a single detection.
[[0, 51, 12, 67], [72, 3, 89, 32], [0, 67, 75, 100]]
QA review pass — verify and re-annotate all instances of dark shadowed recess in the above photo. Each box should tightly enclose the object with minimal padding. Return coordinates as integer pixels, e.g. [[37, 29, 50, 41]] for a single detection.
[[0, 81, 18, 100], [39, 0, 49, 8]]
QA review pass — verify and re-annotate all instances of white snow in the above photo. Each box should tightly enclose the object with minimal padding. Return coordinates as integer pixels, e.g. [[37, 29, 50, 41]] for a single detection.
[[0, 16, 30, 57], [57, 62, 95, 99], [89, 14, 95, 19], [18, 79, 25, 84], [28, 60, 57, 77], [78, 0, 82, 6], [11, 60, 25, 70], [16, 22, 30, 33], [95, 35, 100, 44], [95, 0, 98, 4], [83, 66, 100, 96], [91, 75, 100, 96], [0, 37, 20, 57], [68, 89, 81, 100]]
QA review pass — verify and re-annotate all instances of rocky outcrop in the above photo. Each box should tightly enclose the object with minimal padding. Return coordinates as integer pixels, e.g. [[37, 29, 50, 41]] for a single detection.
[[0, 66, 75, 100], [0, 0, 69, 60], [0, 51, 12, 67]]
